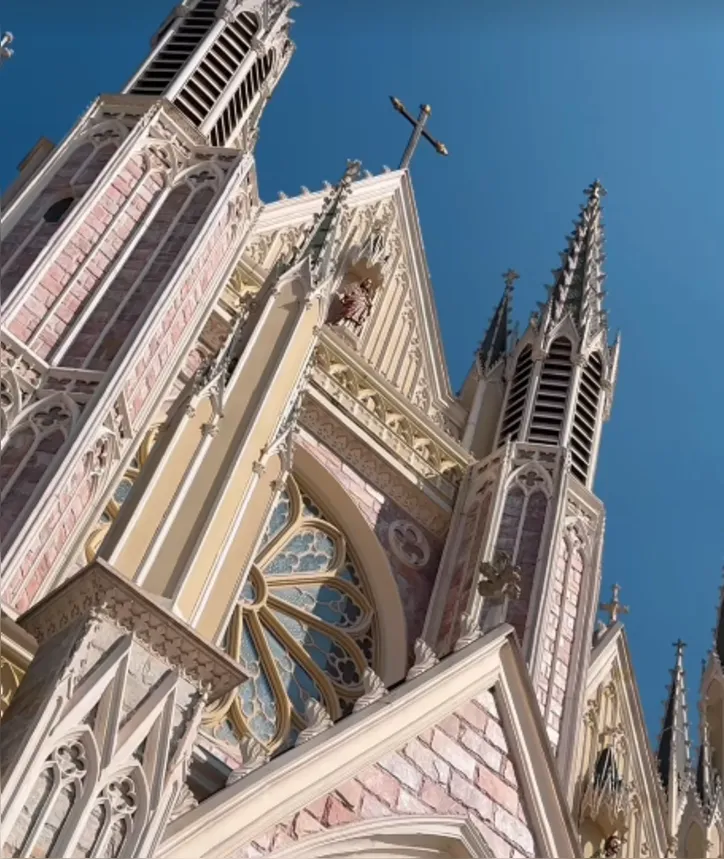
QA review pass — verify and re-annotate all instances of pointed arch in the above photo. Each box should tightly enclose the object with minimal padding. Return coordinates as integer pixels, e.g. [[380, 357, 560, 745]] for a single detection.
[[529, 336, 573, 446], [498, 343, 533, 444], [267, 816, 495, 859]]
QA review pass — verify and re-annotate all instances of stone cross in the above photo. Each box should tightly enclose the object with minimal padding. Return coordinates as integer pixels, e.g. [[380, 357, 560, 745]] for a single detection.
[[502, 269, 519, 292], [390, 96, 448, 170], [599, 583, 629, 625]]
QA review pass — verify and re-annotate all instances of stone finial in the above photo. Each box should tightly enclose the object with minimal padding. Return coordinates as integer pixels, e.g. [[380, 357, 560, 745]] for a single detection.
[[296, 698, 333, 745], [353, 667, 388, 712], [453, 612, 482, 652], [599, 583, 629, 626], [278, 191, 288, 200], [226, 735, 269, 785], [406, 638, 439, 681], [478, 551, 522, 600]]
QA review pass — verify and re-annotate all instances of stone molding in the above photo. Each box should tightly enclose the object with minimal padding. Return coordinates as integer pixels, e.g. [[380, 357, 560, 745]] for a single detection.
[[18, 559, 245, 699]]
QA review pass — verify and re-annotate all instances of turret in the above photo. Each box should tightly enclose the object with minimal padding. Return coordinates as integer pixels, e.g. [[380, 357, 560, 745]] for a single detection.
[[657, 640, 692, 840], [494, 181, 619, 488]]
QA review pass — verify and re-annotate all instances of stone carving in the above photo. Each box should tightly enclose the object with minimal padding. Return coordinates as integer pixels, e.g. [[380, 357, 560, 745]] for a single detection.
[[19, 561, 245, 698], [453, 611, 482, 652], [296, 698, 334, 745], [406, 638, 439, 681], [328, 277, 378, 332], [388, 520, 431, 569], [478, 551, 522, 600], [352, 667, 388, 712], [226, 735, 269, 784]]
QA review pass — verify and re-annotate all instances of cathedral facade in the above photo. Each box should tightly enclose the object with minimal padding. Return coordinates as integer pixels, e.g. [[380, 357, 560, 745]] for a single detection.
[[0, 2, 722, 857]]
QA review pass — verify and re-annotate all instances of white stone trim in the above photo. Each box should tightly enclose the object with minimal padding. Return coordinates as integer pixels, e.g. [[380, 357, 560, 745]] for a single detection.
[[158, 626, 580, 859], [267, 815, 494, 858]]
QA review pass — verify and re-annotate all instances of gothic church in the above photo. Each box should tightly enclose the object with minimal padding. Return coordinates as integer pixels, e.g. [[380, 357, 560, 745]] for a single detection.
[[1, 2, 722, 857]]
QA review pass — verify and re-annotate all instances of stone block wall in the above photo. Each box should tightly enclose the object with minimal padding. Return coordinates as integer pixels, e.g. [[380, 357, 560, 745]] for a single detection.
[[231, 688, 537, 859]]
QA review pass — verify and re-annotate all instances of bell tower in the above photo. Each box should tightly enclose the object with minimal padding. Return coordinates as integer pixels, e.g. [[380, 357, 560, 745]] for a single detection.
[[0, 0, 295, 615], [426, 182, 620, 785]]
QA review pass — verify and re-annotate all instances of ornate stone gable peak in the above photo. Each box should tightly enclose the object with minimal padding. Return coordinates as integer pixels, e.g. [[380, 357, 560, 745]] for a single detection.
[[18, 560, 245, 699]]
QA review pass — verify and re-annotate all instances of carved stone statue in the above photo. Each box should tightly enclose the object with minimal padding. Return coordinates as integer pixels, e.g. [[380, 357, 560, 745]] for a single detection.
[[329, 277, 377, 333], [601, 834, 622, 857]]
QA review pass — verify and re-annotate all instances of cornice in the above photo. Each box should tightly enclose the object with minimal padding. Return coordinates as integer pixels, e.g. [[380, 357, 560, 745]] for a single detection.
[[18, 560, 245, 699]]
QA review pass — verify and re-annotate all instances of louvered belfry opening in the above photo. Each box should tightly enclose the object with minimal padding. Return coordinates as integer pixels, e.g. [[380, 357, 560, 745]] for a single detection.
[[528, 337, 572, 445], [570, 352, 603, 482], [499, 344, 533, 443], [130, 0, 220, 96], [173, 11, 261, 130], [209, 50, 274, 146]]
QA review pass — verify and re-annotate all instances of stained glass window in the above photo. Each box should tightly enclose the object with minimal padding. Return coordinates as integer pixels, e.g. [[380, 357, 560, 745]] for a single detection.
[[216, 474, 377, 755]]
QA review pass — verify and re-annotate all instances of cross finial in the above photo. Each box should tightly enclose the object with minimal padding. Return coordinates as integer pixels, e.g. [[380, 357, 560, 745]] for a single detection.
[[390, 96, 448, 171], [502, 269, 519, 293], [599, 583, 629, 626]]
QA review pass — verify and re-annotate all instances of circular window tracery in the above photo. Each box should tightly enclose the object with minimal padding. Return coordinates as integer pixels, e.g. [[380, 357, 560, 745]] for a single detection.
[[217, 474, 377, 755]]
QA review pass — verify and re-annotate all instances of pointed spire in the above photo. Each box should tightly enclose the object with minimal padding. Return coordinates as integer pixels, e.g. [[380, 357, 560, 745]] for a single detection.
[[657, 640, 691, 799], [288, 159, 361, 280], [712, 565, 724, 666], [541, 180, 607, 337], [477, 269, 516, 373], [696, 710, 719, 814]]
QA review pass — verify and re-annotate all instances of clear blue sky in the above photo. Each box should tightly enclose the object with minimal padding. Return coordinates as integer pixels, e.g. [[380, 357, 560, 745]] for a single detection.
[[2, 1, 722, 744]]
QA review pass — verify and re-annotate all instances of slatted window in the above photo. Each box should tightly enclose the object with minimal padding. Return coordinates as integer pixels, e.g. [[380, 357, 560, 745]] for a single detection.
[[528, 338, 572, 445], [174, 11, 259, 128], [570, 352, 603, 482], [499, 345, 533, 443], [209, 51, 273, 146], [130, 0, 220, 96]]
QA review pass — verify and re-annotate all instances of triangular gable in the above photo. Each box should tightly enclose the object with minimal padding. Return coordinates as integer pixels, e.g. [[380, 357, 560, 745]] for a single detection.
[[158, 626, 580, 859], [582, 623, 668, 857], [238, 170, 462, 432]]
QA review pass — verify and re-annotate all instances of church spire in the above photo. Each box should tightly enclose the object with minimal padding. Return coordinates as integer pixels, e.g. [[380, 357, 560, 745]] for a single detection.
[[288, 159, 361, 282], [540, 180, 607, 340], [477, 270, 516, 374], [657, 640, 692, 835]]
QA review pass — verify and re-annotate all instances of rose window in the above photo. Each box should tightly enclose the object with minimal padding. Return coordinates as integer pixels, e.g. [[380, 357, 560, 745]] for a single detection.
[[217, 474, 377, 754]]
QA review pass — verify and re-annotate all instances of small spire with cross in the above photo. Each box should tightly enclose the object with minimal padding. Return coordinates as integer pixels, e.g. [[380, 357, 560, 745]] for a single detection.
[[599, 583, 629, 626], [390, 96, 448, 171]]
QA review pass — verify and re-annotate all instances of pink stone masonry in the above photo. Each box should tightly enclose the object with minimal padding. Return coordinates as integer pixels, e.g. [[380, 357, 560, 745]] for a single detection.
[[229, 688, 537, 859], [298, 432, 442, 652]]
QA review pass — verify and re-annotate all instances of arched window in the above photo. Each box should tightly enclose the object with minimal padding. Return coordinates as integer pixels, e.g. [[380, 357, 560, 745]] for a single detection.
[[499, 344, 533, 444], [216, 474, 377, 755], [570, 351, 603, 483], [43, 196, 75, 224], [529, 337, 573, 445]]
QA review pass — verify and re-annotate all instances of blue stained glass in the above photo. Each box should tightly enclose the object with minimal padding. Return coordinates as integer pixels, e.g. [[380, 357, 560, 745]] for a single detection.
[[240, 577, 257, 605], [269, 584, 363, 628], [301, 494, 322, 519], [114, 479, 133, 506], [264, 625, 323, 717], [236, 627, 278, 743], [265, 528, 336, 576], [271, 609, 361, 689], [260, 489, 291, 549]]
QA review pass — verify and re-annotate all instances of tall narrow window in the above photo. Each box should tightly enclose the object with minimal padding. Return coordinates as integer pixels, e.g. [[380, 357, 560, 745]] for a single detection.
[[213, 474, 377, 756], [529, 338, 572, 445], [570, 352, 603, 483], [499, 345, 533, 444], [129, 0, 220, 96]]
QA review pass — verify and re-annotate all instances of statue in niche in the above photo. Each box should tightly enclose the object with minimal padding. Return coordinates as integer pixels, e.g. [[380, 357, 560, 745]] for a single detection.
[[328, 277, 377, 333]]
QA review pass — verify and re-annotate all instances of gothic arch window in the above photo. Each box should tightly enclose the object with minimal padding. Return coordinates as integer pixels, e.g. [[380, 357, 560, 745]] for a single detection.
[[0, 398, 76, 543], [570, 351, 603, 483], [43, 196, 75, 224], [499, 344, 533, 443], [6, 732, 98, 859], [84, 426, 160, 562], [216, 473, 378, 755]]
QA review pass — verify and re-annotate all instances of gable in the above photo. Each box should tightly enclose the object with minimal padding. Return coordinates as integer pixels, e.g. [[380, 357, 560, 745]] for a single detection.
[[158, 627, 580, 859], [238, 171, 464, 437], [577, 624, 667, 857]]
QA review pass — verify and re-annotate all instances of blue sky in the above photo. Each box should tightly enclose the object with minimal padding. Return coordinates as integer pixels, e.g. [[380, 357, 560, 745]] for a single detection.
[[2, 1, 722, 743]]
